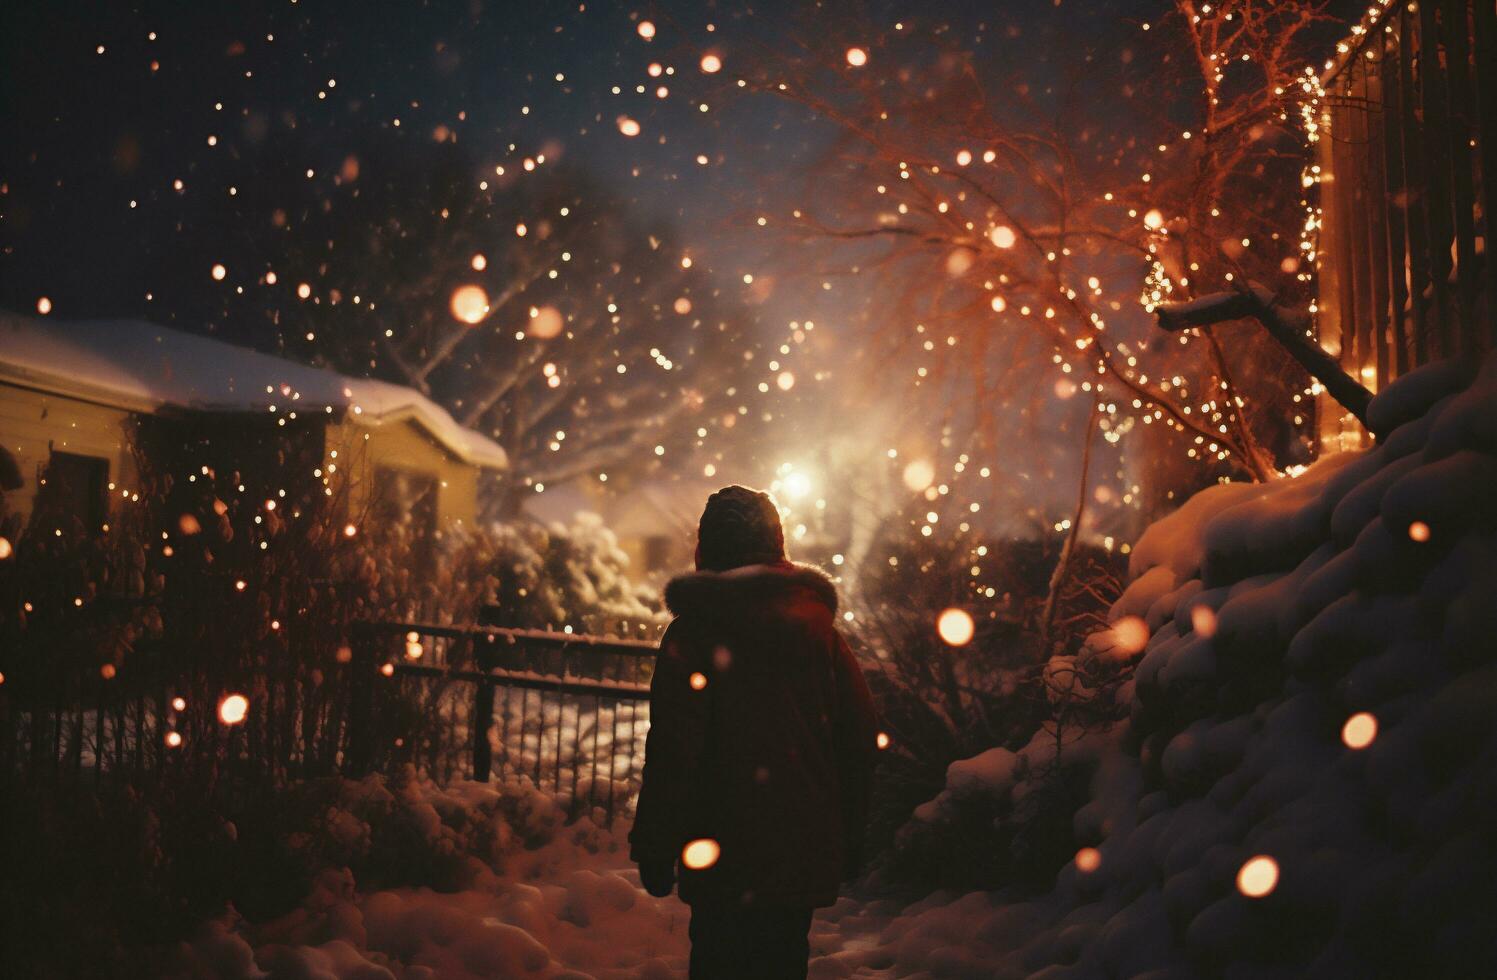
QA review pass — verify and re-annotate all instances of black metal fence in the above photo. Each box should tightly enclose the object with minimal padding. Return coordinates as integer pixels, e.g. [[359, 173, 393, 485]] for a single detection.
[[2, 622, 658, 823], [346, 622, 656, 820], [1315, 0, 1496, 447]]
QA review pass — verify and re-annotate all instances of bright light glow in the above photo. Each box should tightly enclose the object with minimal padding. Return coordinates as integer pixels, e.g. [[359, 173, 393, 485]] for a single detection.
[[617, 116, 641, 137], [0, 537, 11, 560], [1190, 605, 1218, 638], [450, 284, 490, 324], [218, 694, 249, 725], [845, 47, 868, 67], [689, 671, 708, 690], [1237, 856, 1279, 898], [682, 838, 721, 870], [699, 53, 722, 73], [471, 253, 487, 271], [343, 523, 358, 538], [782, 470, 812, 500], [637, 20, 656, 39], [164, 731, 183, 748], [776, 370, 796, 391], [876, 731, 891, 750], [211, 263, 227, 280], [989, 225, 1017, 249], [172, 696, 187, 711], [1342, 712, 1377, 749], [37, 296, 53, 315], [1075, 847, 1102, 873], [1143, 209, 1165, 230], [1111, 616, 1150, 655], [1408, 521, 1431, 542], [902, 459, 935, 492], [937, 608, 975, 646], [528, 305, 564, 339], [405, 639, 424, 659]]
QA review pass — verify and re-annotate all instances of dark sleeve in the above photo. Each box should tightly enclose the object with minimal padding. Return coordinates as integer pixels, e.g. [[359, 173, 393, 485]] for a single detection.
[[831, 630, 879, 878], [629, 619, 710, 865]]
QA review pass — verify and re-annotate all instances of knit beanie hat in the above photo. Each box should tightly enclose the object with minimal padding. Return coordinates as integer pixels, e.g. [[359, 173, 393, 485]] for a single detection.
[[696, 485, 786, 571]]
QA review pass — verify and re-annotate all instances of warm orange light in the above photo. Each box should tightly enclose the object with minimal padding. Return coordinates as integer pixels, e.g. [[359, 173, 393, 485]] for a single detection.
[[1408, 521, 1431, 543], [178, 513, 202, 535], [1341, 711, 1377, 749], [343, 523, 358, 538], [937, 608, 975, 646], [405, 639, 424, 660], [689, 671, 708, 690], [164, 731, 183, 748], [902, 459, 935, 492], [528, 305, 564, 339], [450, 284, 490, 324], [100, 664, 117, 680], [211, 263, 227, 281], [1190, 605, 1218, 638], [37, 296, 53, 315], [0, 536, 11, 560], [699, 53, 722, 74], [470, 253, 487, 271], [379, 662, 396, 677], [875, 731, 891, 750], [776, 371, 796, 391], [681, 838, 721, 870], [171, 696, 187, 711], [636, 20, 656, 39], [673, 296, 693, 315], [1075, 847, 1102, 873], [1236, 855, 1278, 898], [234, 579, 247, 592], [1143, 209, 1165, 230], [989, 225, 1017, 249], [297, 282, 312, 300], [1111, 616, 1150, 655], [845, 47, 868, 67], [218, 694, 249, 725]]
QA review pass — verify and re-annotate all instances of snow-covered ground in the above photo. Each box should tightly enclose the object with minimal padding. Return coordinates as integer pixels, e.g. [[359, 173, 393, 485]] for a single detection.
[[168, 356, 1497, 979]]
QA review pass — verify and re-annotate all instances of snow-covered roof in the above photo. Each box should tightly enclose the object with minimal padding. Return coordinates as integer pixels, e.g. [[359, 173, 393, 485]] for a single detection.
[[0, 311, 507, 470]]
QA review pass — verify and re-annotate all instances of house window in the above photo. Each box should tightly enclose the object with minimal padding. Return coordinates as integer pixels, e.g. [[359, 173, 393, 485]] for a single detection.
[[40, 451, 110, 534]]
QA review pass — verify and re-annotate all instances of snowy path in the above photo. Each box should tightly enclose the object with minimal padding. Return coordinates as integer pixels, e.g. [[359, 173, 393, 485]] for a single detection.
[[170, 788, 1001, 980]]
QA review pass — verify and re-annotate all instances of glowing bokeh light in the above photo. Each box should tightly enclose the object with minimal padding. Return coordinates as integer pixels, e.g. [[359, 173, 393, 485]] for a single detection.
[[164, 731, 183, 748], [1075, 847, 1102, 873], [776, 370, 796, 391], [636, 20, 656, 40], [218, 694, 249, 725], [450, 284, 491, 324], [875, 731, 891, 750], [1408, 521, 1431, 542], [0, 536, 11, 560], [471, 253, 487, 271], [990, 225, 1017, 249], [1143, 209, 1165, 230], [528, 305, 564, 339], [700, 53, 722, 74], [36, 296, 53, 315], [937, 608, 975, 646], [1236, 855, 1279, 898], [1190, 605, 1218, 638], [172, 696, 187, 711], [681, 838, 721, 870], [902, 459, 935, 492], [211, 263, 227, 280], [617, 116, 641, 137], [1111, 616, 1150, 655], [845, 47, 868, 67], [689, 671, 708, 691], [1341, 711, 1377, 749]]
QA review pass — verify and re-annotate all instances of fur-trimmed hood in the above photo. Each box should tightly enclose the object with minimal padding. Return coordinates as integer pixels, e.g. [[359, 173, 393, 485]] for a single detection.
[[664, 561, 838, 617]]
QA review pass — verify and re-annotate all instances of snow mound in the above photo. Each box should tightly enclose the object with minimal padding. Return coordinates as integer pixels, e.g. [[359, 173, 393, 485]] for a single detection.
[[889, 356, 1497, 977]]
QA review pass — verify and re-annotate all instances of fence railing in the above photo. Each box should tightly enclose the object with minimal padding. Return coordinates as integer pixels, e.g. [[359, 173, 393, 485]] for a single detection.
[[1315, 0, 1496, 448], [346, 622, 657, 820], [2, 621, 659, 823]]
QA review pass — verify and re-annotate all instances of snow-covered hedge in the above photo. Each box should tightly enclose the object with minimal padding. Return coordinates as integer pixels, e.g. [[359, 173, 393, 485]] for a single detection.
[[872, 357, 1497, 977]]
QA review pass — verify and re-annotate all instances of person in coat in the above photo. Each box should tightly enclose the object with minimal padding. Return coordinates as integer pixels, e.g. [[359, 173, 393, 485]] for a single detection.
[[630, 485, 880, 979]]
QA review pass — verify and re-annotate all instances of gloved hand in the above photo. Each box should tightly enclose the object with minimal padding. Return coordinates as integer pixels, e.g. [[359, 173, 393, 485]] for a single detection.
[[639, 856, 676, 898]]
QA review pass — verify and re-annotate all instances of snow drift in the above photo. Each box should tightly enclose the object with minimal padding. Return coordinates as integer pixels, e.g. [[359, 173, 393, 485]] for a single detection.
[[880, 356, 1497, 978]]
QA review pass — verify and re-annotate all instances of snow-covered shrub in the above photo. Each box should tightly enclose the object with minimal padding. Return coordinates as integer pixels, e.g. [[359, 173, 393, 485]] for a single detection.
[[843, 508, 1125, 893], [896, 357, 1497, 977]]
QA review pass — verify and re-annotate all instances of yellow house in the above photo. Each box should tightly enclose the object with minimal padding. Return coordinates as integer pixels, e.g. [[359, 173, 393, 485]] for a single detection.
[[0, 312, 506, 535]]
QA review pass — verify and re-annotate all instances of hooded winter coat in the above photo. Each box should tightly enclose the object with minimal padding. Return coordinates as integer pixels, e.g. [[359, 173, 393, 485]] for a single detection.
[[629, 561, 880, 909]]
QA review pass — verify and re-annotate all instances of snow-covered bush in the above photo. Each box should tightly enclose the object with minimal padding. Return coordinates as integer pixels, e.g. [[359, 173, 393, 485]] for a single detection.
[[843, 508, 1125, 893], [885, 357, 1497, 977]]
